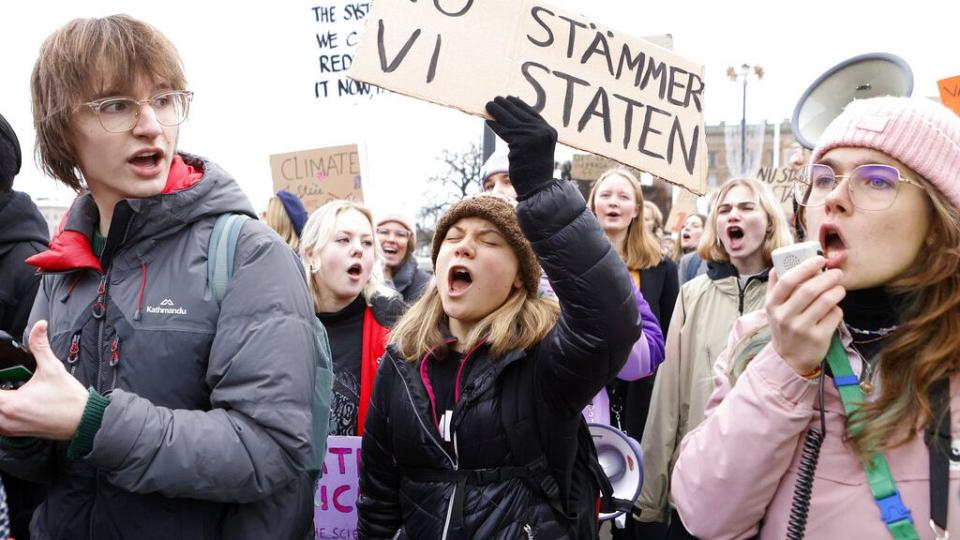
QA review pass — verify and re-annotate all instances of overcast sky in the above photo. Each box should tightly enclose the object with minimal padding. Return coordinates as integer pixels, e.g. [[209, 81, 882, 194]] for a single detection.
[[2, 0, 956, 216]]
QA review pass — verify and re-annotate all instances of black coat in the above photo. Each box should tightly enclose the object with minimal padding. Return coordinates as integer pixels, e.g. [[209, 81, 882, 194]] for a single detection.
[[357, 181, 641, 539], [0, 191, 47, 339]]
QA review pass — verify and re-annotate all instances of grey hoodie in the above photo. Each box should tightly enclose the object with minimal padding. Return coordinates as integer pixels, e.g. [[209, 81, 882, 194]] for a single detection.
[[0, 154, 320, 539]]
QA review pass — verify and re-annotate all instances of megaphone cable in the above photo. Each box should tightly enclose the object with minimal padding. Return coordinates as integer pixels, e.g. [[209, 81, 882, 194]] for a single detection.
[[785, 361, 828, 540]]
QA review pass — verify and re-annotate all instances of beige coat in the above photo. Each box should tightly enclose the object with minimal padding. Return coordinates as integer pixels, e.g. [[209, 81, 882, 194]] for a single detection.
[[637, 263, 769, 522]]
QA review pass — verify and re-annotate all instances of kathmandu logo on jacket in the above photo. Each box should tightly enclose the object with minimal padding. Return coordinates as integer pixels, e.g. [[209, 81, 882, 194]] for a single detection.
[[146, 298, 188, 315]]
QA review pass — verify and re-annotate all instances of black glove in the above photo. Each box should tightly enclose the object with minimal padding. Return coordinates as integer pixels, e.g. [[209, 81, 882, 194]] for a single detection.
[[485, 96, 557, 200]]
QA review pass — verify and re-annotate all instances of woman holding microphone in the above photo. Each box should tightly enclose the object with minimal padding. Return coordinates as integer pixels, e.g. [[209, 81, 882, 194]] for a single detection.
[[672, 97, 960, 539]]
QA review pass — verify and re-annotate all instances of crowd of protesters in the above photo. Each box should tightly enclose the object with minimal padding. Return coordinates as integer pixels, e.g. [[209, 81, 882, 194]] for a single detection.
[[0, 12, 957, 540]]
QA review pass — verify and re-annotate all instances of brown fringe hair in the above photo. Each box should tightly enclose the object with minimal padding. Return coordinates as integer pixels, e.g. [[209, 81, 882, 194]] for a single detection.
[[390, 283, 559, 362], [587, 169, 663, 270], [32, 15, 187, 191]]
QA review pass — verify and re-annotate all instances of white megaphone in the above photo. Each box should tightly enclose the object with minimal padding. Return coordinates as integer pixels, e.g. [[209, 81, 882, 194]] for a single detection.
[[791, 52, 913, 150], [589, 423, 644, 529]]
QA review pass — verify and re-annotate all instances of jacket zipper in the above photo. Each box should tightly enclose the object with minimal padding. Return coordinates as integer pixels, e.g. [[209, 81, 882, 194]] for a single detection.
[[440, 433, 460, 540], [66, 333, 81, 376], [393, 359, 459, 539], [94, 273, 109, 393]]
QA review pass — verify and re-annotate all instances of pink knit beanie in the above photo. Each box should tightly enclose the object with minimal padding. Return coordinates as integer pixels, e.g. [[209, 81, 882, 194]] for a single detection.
[[812, 97, 960, 209]]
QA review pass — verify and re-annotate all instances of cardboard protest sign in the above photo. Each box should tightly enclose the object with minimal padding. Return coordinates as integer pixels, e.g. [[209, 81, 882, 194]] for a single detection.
[[314, 435, 361, 538], [348, 0, 708, 194], [570, 153, 643, 182], [310, 1, 384, 99], [270, 144, 363, 213], [938, 75, 960, 116], [665, 187, 698, 234], [755, 166, 799, 218]]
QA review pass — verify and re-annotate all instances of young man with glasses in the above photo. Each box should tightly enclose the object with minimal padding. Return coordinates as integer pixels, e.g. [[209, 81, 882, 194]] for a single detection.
[[0, 15, 324, 539], [375, 214, 431, 303]]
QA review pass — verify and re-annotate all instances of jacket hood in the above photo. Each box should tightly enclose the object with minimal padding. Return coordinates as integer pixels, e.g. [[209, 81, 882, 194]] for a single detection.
[[0, 191, 49, 247], [706, 260, 770, 282], [27, 153, 255, 273]]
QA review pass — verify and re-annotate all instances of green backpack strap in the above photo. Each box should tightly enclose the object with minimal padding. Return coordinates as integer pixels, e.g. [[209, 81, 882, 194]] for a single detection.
[[208, 213, 249, 306], [206, 213, 334, 481], [825, 335, 921, 540]]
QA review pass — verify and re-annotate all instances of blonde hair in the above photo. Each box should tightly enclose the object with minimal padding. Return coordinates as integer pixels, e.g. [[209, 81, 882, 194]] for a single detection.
[[299, 200, 395, 311], [390, 283, 559, 361], [698, 178, 792, 267], [587, 168, 664, 270], [263, 197, 299, 252], [643, 201, 664, 237], [32, 15, 187, 192]]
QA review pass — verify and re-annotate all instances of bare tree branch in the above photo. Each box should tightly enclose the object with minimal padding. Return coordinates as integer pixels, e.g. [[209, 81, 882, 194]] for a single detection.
[[415, 143, 483, 254]]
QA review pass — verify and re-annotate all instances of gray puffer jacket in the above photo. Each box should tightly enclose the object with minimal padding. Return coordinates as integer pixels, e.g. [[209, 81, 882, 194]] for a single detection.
[[0, 154, 319, 539]]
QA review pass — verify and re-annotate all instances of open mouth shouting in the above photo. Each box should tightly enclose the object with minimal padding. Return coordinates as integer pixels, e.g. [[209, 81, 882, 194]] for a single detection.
[[346, 262, 364, 280], [819, 223, 847, 269], [447, 265, 473, 297], [724, 225, 746, 252], [128, 147, 165, 177]]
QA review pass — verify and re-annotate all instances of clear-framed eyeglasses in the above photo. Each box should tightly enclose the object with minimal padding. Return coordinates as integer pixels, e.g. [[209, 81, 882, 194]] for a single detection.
[[793, 163, 925, 211], [78, 90, 193, 133], [376, 228, 411, 240]]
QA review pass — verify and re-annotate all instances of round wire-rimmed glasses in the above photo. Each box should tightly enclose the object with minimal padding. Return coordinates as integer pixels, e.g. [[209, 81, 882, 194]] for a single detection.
[[793, 163, 925, 211], [77, 90, 193, 133]]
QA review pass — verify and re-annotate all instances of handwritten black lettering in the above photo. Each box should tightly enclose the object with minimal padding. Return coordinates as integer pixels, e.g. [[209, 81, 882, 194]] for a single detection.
[[615, 43, 645, 87], [612, 93, 644, 150], [578, 86, 612, 143], [316, 31, 338, 49], [638, 105, 669, 159], [520, 61, 549, 111], [580, 29, 614, 77], [527, 6, 555, 48], [312, 5, 336, 23], [346, 31, 360, 47], [319, 53, 352, 73], [667, 116, 699, 175], [315, 80, 330, 98], [343, 3, 371, 21], [557, 15, 587, 59], [433, 0, 474, 17], [377, 20, 422, 72], [640, 57, 668, 99], [426, 35, 442, 83], [551, 69, 590, 127]]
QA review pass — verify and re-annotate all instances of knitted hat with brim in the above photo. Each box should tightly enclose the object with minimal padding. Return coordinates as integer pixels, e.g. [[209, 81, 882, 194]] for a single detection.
[[432, 194, 540, 297], [812, 97, 960, 209]]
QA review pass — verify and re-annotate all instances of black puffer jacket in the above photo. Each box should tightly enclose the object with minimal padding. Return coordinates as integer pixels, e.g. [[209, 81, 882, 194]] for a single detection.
[[0, 191, 47, 338], [357, 181, 641, 539]]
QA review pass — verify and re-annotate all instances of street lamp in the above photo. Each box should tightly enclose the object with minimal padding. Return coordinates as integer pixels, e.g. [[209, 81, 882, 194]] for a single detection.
[[727, 63, 764, 174]]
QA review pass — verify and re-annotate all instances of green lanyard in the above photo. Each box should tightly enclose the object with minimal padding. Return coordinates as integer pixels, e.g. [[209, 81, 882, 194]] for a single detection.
[[825, 335, 921, 540]]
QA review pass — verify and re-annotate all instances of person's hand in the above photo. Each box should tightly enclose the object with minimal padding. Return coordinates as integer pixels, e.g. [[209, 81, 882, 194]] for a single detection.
[[766, 256, 845, 375], [0, 320, 89, 440], [484, 96, 557, 199]]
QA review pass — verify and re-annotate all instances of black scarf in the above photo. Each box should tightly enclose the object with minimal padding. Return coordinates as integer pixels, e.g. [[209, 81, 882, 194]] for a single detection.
[[839, 287, 900, 362]]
